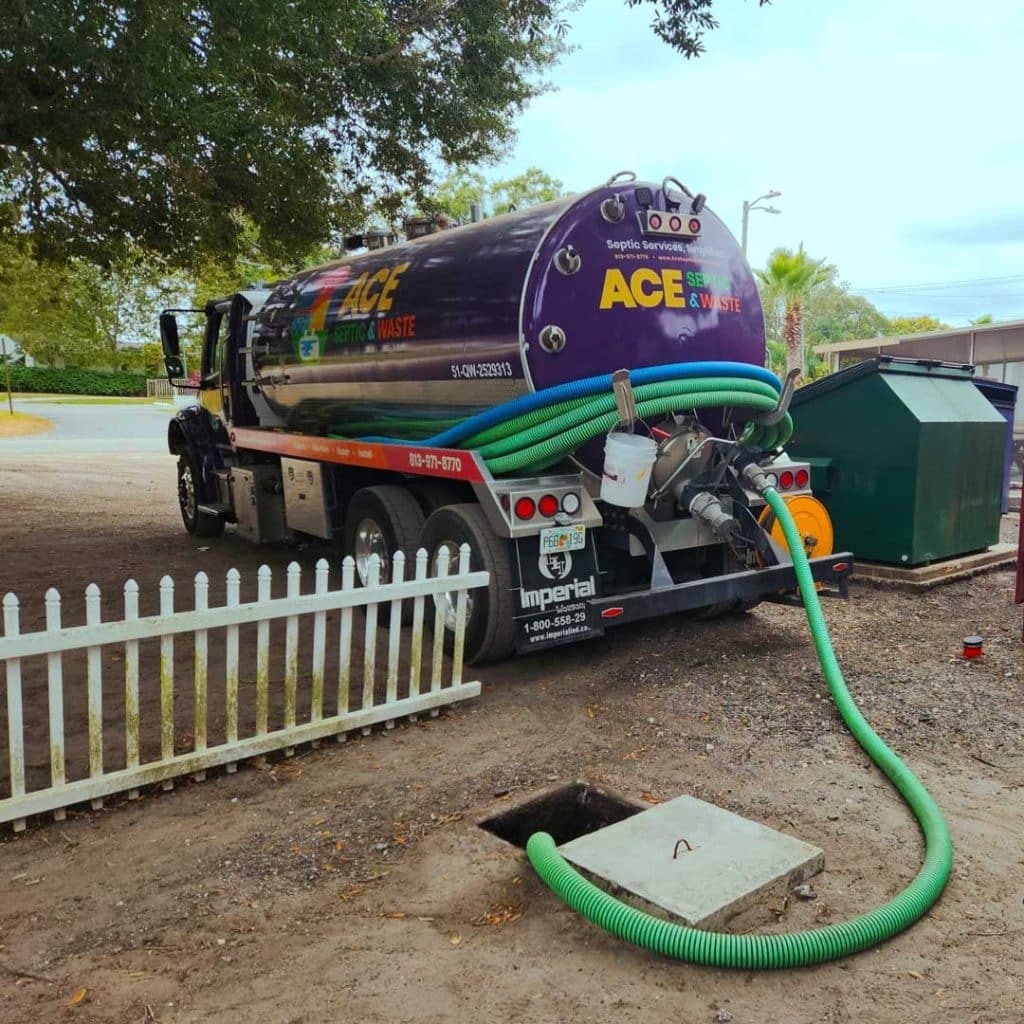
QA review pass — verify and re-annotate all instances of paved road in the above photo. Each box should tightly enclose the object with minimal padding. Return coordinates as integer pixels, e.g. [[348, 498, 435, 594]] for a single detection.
[[1, 400, 174, 453]]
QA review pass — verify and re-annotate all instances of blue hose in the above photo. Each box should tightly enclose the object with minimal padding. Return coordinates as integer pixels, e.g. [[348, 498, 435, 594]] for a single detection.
[[358, 362, 781, 447]]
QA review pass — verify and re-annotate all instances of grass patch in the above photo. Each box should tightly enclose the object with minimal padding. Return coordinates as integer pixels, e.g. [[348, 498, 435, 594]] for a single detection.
[[0, 411, 55, 437], [11, 393, 161, 406]]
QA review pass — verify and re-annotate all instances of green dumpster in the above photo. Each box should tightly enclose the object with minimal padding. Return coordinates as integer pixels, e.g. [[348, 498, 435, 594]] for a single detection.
[[788, 357, 1005, 565]]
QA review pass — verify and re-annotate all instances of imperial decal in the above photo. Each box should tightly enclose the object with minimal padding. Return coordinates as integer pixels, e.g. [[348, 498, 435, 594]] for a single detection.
[[519, 575, 596, 612]]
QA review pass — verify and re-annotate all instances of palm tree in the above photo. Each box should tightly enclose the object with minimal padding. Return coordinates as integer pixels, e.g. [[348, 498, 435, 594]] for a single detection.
[[756, 246, 829, 378]]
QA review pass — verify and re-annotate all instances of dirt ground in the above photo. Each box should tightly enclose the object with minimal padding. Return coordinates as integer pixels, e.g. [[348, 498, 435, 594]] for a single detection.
[[1, 449, 1022, 1024]]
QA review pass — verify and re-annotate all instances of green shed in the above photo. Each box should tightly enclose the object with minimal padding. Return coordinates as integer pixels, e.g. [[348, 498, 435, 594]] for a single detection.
[[788, 357, 1005, 566]]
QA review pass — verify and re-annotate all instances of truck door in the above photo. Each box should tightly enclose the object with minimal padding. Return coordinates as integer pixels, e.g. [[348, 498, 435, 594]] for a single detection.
[[220, 294, 258, 427], [198, 299, 230, 421]]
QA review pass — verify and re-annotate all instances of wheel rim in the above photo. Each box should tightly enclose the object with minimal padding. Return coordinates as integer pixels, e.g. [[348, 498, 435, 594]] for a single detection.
[[431, 541, 473, 632], [179, 463, 196, 522], [354, 517, 389, 585]]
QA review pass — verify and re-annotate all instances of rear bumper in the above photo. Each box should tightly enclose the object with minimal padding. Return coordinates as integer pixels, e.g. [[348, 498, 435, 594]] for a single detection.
[[590, 552, 854, 626]]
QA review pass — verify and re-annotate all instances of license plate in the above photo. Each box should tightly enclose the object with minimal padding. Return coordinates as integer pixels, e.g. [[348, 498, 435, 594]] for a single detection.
[[539, 524, 586, 554]]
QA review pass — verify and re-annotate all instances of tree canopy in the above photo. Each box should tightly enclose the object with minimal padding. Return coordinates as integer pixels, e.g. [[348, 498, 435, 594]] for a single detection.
[[0, 1, 760, 267]]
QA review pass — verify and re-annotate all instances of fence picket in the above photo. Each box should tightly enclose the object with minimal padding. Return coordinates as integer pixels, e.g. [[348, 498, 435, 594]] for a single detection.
[[45, 588, 66, 820], [85, 583, 104, 808], [384, 552, 405, 727], [361, 556, 380, 735], [336, 557, 355, 740], [284, 562, 300, 754], [430, 546, 449, 715], [256, 566, 271, 736], [311, 560, 328, 731], [159, 576, 175, 791], [0, 547, 487, 831], [3, 593, 26, 832], [193, 571, 209, 781], [124, 580, 140, 800], [225, 568, 240, 773], [451, 545, 471, 688], [408, 549, 428, 708]]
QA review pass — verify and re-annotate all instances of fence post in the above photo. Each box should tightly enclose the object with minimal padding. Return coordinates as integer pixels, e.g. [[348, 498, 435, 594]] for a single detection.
[[225, 568, 240, 772], [193, 571, 208, 781], [124, 579, 140, 799], [159, 575, 175, 790], [384, 551, 405, 728], [430, 546, 450, 716], [451, 544, 471, 688], [3, 593, 27, 832], [336, 557, 355, 741], [311, 559, 328, 736], [408, 549, 428, 713], [361, 555, 381, 735], [45, 588, 67, 820], [284, 562, 300, 754], [85, 583, 104, 808], [256, 566, 271, 736]]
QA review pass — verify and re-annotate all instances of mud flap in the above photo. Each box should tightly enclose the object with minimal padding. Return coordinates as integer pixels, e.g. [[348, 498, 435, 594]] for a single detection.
[[512, 535, 604, 653]]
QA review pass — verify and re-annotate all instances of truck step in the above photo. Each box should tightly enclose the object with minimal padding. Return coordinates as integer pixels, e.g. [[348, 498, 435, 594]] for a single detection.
[[198, 503, 232, 518]]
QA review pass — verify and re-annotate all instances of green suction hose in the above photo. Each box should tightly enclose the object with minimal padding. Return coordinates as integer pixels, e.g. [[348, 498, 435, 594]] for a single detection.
[[526, 485, 953, 967]]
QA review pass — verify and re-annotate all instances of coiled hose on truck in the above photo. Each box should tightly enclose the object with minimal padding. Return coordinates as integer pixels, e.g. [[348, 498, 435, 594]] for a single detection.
[[526, 486, 953, 966], [347, 362, 791, 473]]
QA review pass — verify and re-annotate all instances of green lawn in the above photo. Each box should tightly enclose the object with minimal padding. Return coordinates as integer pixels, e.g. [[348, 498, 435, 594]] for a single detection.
[[8, 393, 164, 405]]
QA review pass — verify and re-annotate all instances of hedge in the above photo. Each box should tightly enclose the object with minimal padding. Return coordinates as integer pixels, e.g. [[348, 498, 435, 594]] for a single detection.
[[1, 365, 148, 397]]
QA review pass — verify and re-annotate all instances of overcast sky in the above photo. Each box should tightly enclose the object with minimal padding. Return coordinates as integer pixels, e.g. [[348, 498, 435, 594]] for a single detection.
[[489, 0, 1023, 326]]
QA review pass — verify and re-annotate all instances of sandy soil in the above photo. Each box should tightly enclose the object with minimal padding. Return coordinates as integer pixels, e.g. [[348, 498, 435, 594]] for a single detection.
[[0, 450, 1022, 1024]]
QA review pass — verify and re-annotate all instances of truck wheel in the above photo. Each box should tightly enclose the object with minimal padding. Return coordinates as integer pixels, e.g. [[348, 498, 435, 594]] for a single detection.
[[421, 503, 516, 665], [344, 486, 426, 587], [177, 453, 224, 538]]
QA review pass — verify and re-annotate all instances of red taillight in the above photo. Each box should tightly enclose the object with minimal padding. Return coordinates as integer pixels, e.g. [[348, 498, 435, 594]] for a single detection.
[[500, 493, 510, 511], [649, 213, 662, 230], [795, 468, 809, 488], [688, 217, 701, 233], [538, 494, 559, 518], [779, 470, 795, 489], [669, 215, 681, 231], [832, 562, 849, 573], [514, 497, 535, 520]]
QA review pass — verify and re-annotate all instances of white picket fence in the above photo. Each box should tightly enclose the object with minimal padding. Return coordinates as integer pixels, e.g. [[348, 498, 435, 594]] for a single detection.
[[0, 547, 485, 832]]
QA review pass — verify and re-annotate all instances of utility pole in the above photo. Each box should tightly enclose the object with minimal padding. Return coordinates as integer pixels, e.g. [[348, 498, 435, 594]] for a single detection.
[[1, 335, 13, 415], [741, 190, 782, 257]]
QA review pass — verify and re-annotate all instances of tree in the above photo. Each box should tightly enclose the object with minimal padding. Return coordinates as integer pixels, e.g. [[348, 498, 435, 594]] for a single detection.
[[803, 280, 889, 348], [626, 0, 772, 58], [756, 245, 830, 378], [885, 315, 950, 336], [0, 1, 569, 266], [970, 314, 995, 326], [490, 167, 565, 213], [1, 3, 769, 267]]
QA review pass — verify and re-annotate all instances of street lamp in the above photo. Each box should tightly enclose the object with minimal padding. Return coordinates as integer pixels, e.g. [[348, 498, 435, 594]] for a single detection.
[[741, 190, 782, 256]]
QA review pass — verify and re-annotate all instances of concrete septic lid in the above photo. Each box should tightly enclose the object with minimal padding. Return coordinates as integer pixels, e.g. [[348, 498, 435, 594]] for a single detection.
[[558, 794, 824, 929]]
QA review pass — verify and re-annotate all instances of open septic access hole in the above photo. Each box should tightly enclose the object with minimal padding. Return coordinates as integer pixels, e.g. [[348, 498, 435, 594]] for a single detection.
[[479, 782, 642, 849]]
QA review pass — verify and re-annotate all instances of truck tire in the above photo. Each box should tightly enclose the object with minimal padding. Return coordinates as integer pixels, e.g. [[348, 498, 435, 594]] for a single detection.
[[177, 452, 224, 538], [344, 486, 426, 587], [421, 503, 516, 665]]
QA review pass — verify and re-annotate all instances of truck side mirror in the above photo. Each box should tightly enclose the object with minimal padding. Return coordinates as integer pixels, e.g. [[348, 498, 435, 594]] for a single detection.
[[164, 355, 186, 380], [159, 312, 180, 358]]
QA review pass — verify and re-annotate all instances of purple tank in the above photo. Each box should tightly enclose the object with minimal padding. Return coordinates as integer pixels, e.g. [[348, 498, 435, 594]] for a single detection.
[[253, 177, 765, 468]]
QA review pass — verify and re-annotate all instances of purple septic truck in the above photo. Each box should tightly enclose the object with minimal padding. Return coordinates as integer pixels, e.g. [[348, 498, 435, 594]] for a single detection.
[[158, 171, 851, 662]]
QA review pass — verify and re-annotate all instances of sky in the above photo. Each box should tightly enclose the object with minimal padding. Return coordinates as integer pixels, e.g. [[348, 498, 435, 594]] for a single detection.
[[488, 0, 1024, 327]]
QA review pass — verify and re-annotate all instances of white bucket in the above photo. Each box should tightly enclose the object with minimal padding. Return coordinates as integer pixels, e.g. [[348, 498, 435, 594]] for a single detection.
[[600, 431, 658, 507]]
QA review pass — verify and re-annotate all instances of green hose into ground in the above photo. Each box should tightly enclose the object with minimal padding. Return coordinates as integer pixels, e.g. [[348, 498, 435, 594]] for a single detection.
[[526, 485, 953, 967]]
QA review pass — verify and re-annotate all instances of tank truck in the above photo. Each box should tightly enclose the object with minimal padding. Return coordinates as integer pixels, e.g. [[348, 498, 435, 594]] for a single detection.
[[159, 172, 852, 663]]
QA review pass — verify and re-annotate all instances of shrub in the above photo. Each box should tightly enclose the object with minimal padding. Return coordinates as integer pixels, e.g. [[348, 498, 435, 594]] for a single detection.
[[2, 365, 148, 397]]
